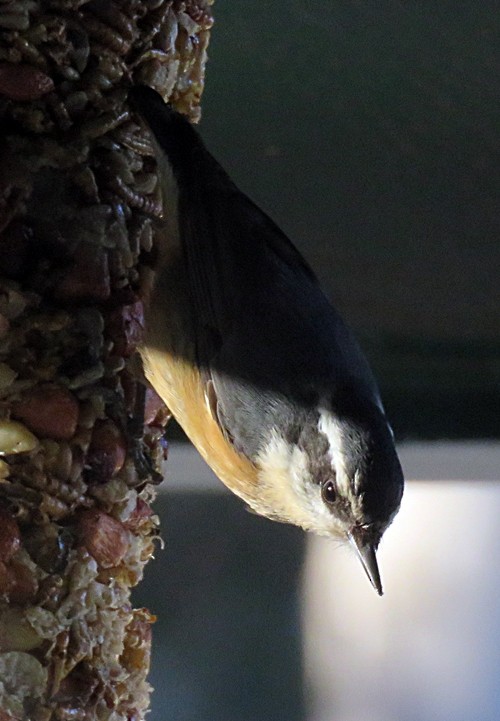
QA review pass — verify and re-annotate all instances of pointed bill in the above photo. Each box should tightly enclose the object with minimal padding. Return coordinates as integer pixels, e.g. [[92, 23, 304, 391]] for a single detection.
[[348, 530, 383, 596]]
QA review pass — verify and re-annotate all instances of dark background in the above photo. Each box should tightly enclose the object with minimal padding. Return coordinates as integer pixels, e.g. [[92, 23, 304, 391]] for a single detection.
[[198, 0, 500, 439], [140, 492, 305, 721]]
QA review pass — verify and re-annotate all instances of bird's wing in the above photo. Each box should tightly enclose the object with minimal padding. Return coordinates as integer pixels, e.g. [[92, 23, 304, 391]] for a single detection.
[[130, 85, 318, 361], [131, 86, 383, 461]]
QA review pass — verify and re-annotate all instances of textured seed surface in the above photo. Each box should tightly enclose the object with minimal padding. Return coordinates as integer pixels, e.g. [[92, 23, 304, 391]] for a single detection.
[[0, 509, 21, 562], [85, 419, 127, 484], [12, 385, 79, 441], [0, 419, 38, 455], [0, 0, 213, 717], [77, 509, 128, 568], [0, 63, 54, 101]]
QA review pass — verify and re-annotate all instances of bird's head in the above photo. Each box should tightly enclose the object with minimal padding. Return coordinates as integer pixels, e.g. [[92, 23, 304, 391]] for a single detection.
[[252, 396, 404, 595]]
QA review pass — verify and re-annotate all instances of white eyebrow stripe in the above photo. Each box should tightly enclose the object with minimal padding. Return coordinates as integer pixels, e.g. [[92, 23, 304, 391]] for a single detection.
[[353, 467, 362, 495], [317, 410, 349, 495]]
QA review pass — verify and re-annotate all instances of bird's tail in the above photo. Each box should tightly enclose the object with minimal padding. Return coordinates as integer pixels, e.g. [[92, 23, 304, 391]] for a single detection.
[[128, 85, 207, 185]]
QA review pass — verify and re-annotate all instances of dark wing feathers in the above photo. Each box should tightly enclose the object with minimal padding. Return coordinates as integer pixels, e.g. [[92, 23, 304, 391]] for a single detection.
[[131, 85, 383, 460], [130, 85, 318, 350]]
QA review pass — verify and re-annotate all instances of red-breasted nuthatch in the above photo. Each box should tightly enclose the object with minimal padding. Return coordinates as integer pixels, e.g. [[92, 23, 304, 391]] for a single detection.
[[130, 86, 404, 595]]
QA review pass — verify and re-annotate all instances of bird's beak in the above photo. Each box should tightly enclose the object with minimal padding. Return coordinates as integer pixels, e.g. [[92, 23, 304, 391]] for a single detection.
[[348, 530, 383, 596]]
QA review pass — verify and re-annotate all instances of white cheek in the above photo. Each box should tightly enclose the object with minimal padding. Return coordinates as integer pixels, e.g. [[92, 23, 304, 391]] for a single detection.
[[306, 492, 346, 537], [256, 434, 345, 536], [289, 446, 348, 538]]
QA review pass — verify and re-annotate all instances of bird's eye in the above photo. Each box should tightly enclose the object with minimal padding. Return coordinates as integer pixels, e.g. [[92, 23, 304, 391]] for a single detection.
[[321, 479, 336, 506]]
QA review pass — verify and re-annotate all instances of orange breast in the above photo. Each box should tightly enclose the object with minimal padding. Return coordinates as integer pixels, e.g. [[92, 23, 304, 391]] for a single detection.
[[139, 220, 260, 505], [141, 344, 260, 505]]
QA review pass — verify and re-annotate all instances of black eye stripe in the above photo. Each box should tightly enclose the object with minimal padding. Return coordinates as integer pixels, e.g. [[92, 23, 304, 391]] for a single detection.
[[311, 463, 336, 487]]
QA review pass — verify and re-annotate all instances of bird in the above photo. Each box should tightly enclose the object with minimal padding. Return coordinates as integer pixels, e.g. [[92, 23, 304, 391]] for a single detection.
[[129, 85, 404, 595]]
